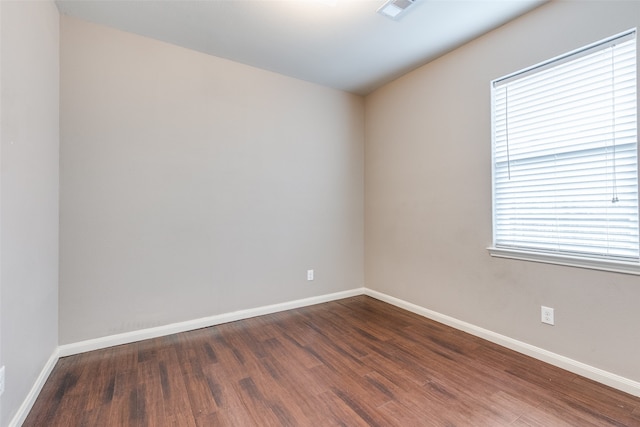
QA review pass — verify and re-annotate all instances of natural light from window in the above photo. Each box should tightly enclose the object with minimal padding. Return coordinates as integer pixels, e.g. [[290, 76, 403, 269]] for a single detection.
[[489, 30, 638, 274]]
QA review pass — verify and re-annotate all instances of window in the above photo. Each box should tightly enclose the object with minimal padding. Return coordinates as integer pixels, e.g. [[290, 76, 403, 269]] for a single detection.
[[490, 30, 639, 274]]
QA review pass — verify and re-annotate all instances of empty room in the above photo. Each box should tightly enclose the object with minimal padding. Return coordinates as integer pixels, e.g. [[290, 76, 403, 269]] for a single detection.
[[2, 0, 640, 425]]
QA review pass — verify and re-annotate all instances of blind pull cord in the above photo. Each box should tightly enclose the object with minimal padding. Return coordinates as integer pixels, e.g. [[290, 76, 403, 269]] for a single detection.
[[610, 45, 619, 204], [505, 87, 511, 180]]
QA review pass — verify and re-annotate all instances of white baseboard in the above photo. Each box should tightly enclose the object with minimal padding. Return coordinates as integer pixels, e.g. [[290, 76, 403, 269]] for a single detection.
[[9, 348, 60, 427], [364, 288, 640, 398], [58, 288, 365, 357]]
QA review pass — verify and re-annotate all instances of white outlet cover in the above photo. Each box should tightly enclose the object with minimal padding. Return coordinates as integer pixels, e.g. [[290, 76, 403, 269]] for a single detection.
[[0, 365, 5, 396], [541, 306, 555, 325], [307, 270, 314, 281]]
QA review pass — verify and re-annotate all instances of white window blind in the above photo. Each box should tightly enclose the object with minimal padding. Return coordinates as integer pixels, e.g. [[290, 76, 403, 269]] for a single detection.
[[492, 30, 638, 263]]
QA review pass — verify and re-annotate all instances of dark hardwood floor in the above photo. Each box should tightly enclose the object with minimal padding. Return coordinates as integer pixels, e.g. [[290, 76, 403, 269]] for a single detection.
[[24, 296, 640, 426]]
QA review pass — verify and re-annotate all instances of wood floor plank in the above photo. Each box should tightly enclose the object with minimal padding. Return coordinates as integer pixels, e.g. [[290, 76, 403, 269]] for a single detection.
[[136, 362, 165, 426], [23, 296, 640, 426]]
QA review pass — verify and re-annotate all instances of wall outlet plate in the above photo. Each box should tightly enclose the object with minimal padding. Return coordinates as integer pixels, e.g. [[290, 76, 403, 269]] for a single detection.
[[541, 306, 555, 325], [307, 270, 314, 281], [0, 365, 5, 396]]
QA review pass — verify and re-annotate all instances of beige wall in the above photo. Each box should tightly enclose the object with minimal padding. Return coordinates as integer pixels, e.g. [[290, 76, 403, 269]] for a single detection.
[[0, 1, 59, 425], [59, 16, 364, 344], [365, 0, 640, 382]]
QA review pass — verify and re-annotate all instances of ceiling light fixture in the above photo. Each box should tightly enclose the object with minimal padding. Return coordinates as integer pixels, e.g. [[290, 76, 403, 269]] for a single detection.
[[377, 0, 417, 21], [311, 0, 338, 6]]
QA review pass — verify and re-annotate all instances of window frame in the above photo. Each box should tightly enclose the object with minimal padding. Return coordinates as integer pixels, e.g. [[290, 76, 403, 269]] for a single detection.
[[488, 29, 640, 275]]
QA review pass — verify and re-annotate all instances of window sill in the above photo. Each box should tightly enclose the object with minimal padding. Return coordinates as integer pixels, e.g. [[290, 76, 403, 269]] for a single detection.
[[487, 247, 640, 276]]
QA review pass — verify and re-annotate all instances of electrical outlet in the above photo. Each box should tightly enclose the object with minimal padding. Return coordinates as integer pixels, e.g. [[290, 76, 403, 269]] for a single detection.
[[541, 306, 554, 325], [307, 270, 314, 281], [0, 365, 5, 397]]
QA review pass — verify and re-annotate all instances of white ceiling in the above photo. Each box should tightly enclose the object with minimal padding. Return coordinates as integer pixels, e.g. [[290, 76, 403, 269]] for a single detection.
[[56, 0, 546, 95]]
